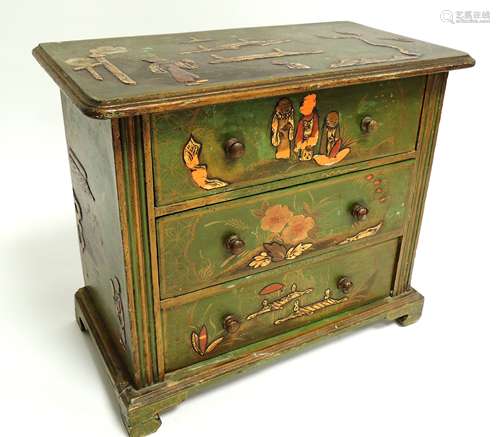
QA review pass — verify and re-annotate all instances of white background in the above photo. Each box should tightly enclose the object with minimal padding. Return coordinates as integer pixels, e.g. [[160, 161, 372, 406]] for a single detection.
[[1, 1, 499, 436]]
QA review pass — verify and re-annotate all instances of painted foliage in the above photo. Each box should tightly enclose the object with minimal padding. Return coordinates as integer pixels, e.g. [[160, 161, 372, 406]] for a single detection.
[[249, 204, 314, 269], [191, 325, 224, 356], [157, 161, 413, 298], [182, 135, 228, 190]]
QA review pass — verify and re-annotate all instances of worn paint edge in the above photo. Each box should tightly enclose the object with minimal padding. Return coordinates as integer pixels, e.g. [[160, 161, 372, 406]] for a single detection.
[[142, 114, 166, 379], [112, 119, 142, 387], [75, 284, 423, 406], [393, 72, 448, 294], [33, 43, 473, 119], [139, 289, 422, 404]]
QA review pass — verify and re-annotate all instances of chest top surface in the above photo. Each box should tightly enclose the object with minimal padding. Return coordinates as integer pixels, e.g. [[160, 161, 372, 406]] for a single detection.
[[34, 21, 473, 118]]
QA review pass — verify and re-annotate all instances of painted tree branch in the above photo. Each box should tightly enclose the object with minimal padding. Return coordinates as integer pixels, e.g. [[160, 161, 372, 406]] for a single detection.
[[316, 31, 420, 57], [208, 48, 324, 64], [274, 289, 348, 325], [329, 56, 410, 69], [180, 38, 291, 54]]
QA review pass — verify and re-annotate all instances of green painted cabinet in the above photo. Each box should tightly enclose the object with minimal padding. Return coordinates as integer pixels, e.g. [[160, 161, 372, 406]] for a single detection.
[[34, 20, 473, 437], [151, 76, 425, 208], [157, 160, 413, 298]]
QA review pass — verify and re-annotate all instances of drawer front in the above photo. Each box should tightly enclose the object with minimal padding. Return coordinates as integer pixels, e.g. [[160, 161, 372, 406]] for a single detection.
[[157, 160, 413, 298], [162, 239, 399, 371], [152, 76, 425, 208]]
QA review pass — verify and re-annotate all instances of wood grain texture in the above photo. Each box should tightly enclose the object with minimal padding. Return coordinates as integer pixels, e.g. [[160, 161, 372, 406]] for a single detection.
[[33, 22, 473, 118], [393, 73, 448, 294]]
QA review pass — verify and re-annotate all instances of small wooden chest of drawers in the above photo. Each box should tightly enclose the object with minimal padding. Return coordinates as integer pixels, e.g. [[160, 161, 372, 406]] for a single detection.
[[34, 21, 474, 436]]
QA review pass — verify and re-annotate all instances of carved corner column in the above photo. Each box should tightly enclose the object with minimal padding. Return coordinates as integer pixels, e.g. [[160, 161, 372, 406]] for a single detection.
[[113, 116, 164, 387], [393, 73, 448, 295]]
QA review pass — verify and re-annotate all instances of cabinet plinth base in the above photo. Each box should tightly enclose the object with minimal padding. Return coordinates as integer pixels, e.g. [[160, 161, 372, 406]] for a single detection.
[[75, 286, 423, 437]]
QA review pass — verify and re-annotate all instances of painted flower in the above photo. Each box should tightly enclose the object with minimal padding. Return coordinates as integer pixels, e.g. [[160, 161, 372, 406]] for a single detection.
[[261, 204, 293, 233], [260, 283, 285, 295], [282, 215, 315, 244]]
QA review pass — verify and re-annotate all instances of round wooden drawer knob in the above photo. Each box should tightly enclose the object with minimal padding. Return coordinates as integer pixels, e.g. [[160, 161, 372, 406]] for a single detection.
[[352, 204, 369, 221], [361, 116, 378, 133], [223, 315, 241, 333], [224, 138, 246, 159], [225, 234, 246, 255], [337, 277, 354, 294]]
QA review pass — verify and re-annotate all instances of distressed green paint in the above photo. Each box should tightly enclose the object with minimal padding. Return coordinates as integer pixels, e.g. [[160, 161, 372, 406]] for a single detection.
[[152, 76, 424, 207], [133, 120, 159, 382], [60, 95, 133, 374], [163, 238, 399, 371], [157, 160, 413, 298], [34, 21, 472, 119], [118, 118, 160, 384], [37, 20, 474, 437], [119, 119, 147, 384]]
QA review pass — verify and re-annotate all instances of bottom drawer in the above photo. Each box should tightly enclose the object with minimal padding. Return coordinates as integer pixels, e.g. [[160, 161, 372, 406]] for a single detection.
[[162, 238, 399, 371]]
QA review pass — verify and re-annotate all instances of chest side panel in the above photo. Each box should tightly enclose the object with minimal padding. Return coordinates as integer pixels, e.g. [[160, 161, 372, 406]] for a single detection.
[[62, 94, 134, 376]]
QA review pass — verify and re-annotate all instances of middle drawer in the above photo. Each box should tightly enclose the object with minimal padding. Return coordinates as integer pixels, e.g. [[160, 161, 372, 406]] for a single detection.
[[157, 160, 413, 299]]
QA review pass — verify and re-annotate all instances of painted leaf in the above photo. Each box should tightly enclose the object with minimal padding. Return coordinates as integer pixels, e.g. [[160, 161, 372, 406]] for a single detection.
[[285, 242, 313, 259], [183, 135, 202, 170], [198, 325, 208, 354], [260, 283, 285, 295], [248, 253, 272, 269], [263, 242, 287, 262], [205, 337, 224, 354], [191, 332, 201, 355]]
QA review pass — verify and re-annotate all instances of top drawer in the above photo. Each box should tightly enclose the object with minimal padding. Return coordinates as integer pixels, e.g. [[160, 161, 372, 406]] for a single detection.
[[151, 76, 425, 210]]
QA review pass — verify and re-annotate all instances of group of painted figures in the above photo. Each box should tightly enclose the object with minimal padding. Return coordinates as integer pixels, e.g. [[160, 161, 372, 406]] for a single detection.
[[271, 93, 351, 166]]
